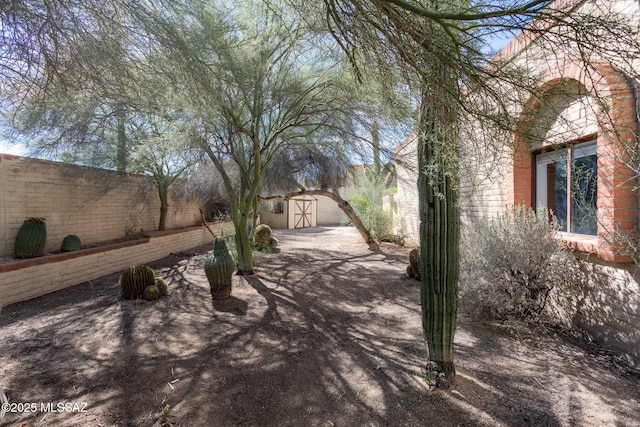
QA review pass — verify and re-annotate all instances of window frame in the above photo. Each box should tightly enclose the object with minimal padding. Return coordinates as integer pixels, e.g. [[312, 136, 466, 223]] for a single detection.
[[534, 137, 598, 237], [271, 200, 284, 214]]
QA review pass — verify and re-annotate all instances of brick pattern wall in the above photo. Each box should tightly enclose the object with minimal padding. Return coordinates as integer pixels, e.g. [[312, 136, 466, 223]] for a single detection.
[[508, 61, 638, 262], [0, 155, 203, 259], [394, 134, 420, 246]]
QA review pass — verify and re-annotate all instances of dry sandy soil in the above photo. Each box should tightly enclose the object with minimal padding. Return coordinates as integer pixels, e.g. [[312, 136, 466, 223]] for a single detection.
[[1, 226, 639, 427]]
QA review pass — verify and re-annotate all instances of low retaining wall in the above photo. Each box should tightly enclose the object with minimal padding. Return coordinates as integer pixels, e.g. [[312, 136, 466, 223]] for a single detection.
[[0, 221, 232, 307]]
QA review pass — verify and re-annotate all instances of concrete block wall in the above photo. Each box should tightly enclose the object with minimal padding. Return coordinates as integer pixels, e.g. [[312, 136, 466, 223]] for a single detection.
[[0, 223, 226, 307], [0, 154, 203, 258]]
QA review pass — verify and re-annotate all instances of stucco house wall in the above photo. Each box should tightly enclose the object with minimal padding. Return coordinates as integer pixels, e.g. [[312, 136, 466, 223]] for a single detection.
[[394, 0, 640, 365], [461, 0, 640, 261]]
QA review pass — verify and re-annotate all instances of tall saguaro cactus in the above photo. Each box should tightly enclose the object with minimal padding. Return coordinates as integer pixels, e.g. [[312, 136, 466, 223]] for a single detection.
[[418, 69, 460, 390]]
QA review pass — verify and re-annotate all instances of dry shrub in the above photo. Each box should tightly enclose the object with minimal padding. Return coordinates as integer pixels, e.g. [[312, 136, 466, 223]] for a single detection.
[[459, 205, 578, 322]]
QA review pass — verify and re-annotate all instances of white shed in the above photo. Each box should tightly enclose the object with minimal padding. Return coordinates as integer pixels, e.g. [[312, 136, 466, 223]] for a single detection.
[[260, 195, 318, 229]]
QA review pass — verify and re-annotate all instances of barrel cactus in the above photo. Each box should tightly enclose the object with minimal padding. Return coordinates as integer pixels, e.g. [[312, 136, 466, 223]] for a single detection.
[[155, 278, 168, 296], [254, 224, 277, 252], [407, 248, 421, 280], [143, 285, 160, 301], [267, 237, 278, 250], [204, 238, 235, 300], [14, 217, 47, 259], [60, 234, 81, 252], [119, 264, 156, 300]]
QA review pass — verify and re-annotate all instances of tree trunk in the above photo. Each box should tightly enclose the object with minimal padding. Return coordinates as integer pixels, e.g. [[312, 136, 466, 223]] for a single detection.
[[158, 188, 169, 231], [259, 190, 378, 248], [156, 182, 169, 231], [116, 108, 127, 172], [232, 211, 255, 276], [159, 203, 168, 231]]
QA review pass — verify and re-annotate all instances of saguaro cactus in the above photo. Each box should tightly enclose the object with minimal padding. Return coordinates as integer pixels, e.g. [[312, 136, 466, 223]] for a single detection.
[[204, 238, 235, 299], [418, 76, 460, 390], [14, 217, 47, 259]]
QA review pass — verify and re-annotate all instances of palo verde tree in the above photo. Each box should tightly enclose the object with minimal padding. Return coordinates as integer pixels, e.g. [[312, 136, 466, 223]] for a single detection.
[[128, 111, 202, 231], [5, 0, 638, 388], [133, 0, 368, 274], [0, 1, 205, 231], [0, 0, 144, 169], [1, 0, 373, 271], [258, 142, 379, 245], [257, 73, 409, 245]]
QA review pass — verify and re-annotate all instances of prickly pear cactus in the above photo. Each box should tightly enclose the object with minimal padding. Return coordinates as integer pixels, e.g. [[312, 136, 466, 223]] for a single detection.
[[155, 278, 168, 296], [60, 234, 81, 252], [15, 217, 47, 259], [204, 238, 235, 300], [119, 265, 156, 300], [143, 285, 160, 301]]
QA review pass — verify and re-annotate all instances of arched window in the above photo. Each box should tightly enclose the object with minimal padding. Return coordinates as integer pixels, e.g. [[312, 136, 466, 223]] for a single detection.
[[511, 64, 638, 262]]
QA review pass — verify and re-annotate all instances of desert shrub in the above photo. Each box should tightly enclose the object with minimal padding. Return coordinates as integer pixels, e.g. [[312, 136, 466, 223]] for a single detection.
[[348, 192, 392, 241], [459, 205, 577, 322]]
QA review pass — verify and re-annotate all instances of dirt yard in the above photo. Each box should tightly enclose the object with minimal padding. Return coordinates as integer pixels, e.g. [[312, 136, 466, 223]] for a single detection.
[[1, 226, 639, 427]]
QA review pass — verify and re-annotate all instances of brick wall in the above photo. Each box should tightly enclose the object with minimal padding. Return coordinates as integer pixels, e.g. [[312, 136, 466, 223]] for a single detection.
[[0, 154, 203, 259], [393, 134, 420, 246]]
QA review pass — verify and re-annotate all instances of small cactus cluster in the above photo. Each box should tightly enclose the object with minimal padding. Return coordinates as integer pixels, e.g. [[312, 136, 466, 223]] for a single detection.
[[406, 247, 421, 280], [119, 264, 169, 301], [253, 224, 278, 252], [14, 217, 47, 259], [142, 278, 169, 301]]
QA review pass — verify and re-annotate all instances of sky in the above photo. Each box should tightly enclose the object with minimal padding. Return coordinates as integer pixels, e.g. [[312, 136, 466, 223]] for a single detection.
[[0, 140, 26, 156]]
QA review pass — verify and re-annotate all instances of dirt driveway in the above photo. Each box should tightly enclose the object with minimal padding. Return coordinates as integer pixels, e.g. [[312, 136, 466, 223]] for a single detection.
[[1, 226, 639, 426]]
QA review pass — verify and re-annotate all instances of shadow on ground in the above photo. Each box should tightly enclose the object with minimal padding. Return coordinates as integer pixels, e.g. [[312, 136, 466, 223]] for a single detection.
[[1, 227, 639, 426]]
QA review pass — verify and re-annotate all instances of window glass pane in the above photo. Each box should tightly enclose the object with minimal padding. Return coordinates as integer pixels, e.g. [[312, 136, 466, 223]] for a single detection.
[[571, 142, 597, 235], [271, 200, 284, 214], [554, 156, 568, 232], [536, 150, 567, 232]]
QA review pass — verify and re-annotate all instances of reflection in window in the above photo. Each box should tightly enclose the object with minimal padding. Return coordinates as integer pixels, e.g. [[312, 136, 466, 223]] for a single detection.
[[535, 141, 597, 236], [571, 144, 598, 234]]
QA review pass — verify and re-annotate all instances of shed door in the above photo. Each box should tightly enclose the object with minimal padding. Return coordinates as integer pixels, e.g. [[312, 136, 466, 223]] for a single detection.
[[293, 199, 313, 228]]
